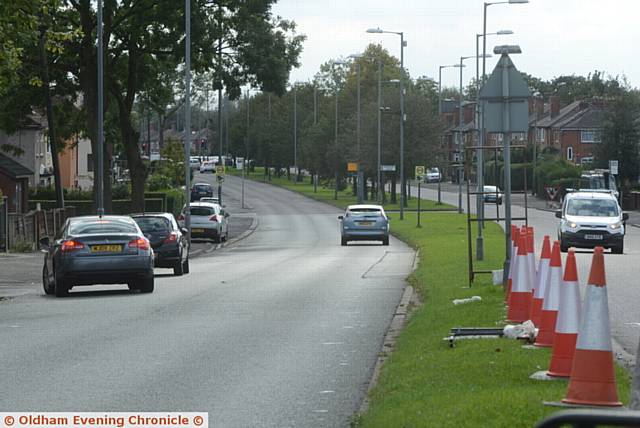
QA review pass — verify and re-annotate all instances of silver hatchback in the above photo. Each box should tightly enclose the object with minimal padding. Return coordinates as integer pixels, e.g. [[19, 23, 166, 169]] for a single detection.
[[338, 204, 389, 246]]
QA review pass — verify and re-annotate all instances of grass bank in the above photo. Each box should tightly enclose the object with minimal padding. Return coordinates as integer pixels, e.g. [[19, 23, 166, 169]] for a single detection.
[[236, 168, 631, 427]]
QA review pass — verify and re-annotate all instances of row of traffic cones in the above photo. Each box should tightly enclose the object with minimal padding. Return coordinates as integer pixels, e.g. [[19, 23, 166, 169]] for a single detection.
[[505, 225, 621, 407]]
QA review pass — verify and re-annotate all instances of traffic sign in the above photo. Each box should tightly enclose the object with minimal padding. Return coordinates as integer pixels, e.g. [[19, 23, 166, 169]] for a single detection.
[[347, 162, 358, 173], [609, 160, 619, 175], [380, 165, 396, 172], [415, 165, 425, 180], [215, 165, 225, 176]]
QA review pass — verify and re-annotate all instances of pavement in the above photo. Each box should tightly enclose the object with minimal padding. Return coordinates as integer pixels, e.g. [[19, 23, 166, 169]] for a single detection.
[[0, 174, 416, 427]]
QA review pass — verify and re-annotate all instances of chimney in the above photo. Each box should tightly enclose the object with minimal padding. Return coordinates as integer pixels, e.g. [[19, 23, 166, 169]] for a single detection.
[[550, 95, 560, 118]]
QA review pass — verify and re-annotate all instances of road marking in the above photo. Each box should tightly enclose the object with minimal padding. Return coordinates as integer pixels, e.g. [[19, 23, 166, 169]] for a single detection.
[[319, 390, 335, 394], [322, 342, 344, 346], [342, 326, 354, 329], [312, 410, 329, 413]]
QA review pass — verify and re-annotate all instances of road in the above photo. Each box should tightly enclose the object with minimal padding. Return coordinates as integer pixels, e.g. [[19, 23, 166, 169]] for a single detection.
[[413, 181, 640, 357], [0, 174, 415, 428]]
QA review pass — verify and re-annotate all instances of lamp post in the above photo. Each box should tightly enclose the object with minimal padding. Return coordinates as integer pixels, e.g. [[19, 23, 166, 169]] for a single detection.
[[438, 64, 464, 205], [332, 59, 347, 200], [96, 0, 104, 216], [348, 53, 364, 203], [475, 30, 512, 261], [183, 0, 191, 243], [367, 27, 406, 220], [293, 84, 297, 183]]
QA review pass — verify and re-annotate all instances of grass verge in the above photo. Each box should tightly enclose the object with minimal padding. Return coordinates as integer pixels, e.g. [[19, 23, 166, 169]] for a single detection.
[[236, 168, 632, 427]]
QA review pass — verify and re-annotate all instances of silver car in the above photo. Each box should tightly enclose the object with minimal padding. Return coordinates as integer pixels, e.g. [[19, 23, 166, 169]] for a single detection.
[[179, 202, 229, 243], [40, 215, 154, 297], [338, 204, 390, 246]]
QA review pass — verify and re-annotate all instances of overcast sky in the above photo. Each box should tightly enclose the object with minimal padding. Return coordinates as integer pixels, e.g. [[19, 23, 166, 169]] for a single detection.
[[272, 0, 639, 90]]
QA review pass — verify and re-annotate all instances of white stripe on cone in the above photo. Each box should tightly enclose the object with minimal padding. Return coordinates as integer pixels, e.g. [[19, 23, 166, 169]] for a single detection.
[[576, 286, 612, 351], [527, 251, 536, 293], [512, 250, 530, 293], [556, 279, 581, 334], [534, 258, 550, 300], [543, 263, 562, 311]]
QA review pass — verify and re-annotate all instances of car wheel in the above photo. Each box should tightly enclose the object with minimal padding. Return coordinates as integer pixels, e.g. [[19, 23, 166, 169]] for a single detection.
[[382, 236, 390, 246], [42, 265, 54, 295], [341, 237, 347, 246], [127, 282, 138, 291], [612, 240, 624, 254], [138, 276, 154, 293], [182, 258, 190, 274], [173, 258, 184, 276], [560, 236, 569, 253], [54, 274, 69, 297]]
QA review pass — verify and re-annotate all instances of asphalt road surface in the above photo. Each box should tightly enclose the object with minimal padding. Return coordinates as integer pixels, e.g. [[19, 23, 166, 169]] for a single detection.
[[414, 181, 640, 358], [0, 175, 415, 428]]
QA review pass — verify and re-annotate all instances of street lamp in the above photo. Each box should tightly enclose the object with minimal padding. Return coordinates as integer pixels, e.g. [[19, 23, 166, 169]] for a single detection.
[[367, 27, 407, 220], [348, 53, 364, 203], [183, 0, 191, 243], [458, 54, 491, 214], [332, 59, 347, 200], [475, 29, 513, 261], [438, 64, 464, 205]]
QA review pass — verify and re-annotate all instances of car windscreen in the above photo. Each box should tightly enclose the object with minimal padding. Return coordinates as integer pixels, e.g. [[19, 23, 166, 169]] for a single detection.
[[347, 209, 384, 217], [69, 219, 139, 235], [195, 185, 211, 191], [566, 199, 619, 217], [190, 207, 215, 216], [133, 217, 171, 233]]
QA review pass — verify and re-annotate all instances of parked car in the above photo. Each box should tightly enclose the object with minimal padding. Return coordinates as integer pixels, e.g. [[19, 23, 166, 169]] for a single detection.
[[556, 191, 628, 254], [190, 182, 214, 201], [178, 202, 229, 243], [131, 213, 190, 276], [483, 185, 503, 204], [40, 215, 154, 297], [338, 204, 389, 246], [200, 196, 221, 205], [425, 167, 441, 183], [189, 157, 201, 170], [200, 161, 215, 173]]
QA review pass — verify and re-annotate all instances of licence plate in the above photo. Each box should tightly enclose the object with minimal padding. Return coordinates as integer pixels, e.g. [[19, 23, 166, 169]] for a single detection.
[[192, 228, 205, 233], [358, 221, 374, 226], [91, 245, 122, 253], [584, 234, 603, 240]]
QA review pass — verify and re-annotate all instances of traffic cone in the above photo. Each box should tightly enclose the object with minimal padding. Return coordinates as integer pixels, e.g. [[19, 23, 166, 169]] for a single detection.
[[530, 235, 551, 327], [527, 227, 537, 296], [563, 247, 622, 406], [547, 250, 581, 378], [535, 241, 562, 347], [506, 226, 520, 303], [507, 231, 532, 323]]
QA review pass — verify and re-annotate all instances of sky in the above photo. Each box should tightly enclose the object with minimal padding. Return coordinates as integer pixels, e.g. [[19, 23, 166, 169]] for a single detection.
[[272, 0, 639, 90]]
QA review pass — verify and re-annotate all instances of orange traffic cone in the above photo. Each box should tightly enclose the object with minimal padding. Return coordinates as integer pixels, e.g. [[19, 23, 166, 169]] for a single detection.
[[547, 249, 581, 378], [506, 226, 520, 303], [535, 241, 562, 347], [563, 247, 622, 406], [526, 227, 537, 297], [530, 235, 551, 327], [507, 231, 532, 323]]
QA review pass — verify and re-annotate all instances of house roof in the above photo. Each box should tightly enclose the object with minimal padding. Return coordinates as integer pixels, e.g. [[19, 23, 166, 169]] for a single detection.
[[0, 153, 33, 178], [555, 106, 605, 130], [535, 100, 582, 128]]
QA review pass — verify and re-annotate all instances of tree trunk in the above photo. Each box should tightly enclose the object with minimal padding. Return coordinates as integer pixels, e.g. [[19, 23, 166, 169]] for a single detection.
[[120, 111, 146, 213], [390, 174, 397, 204], [38, 22, 64, 209]]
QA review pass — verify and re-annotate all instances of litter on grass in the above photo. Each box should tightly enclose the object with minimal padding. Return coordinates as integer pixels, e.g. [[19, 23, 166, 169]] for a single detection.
[[492, 270, 504, 285], [452, 295, 482, 305], [503, 320, 537, 340]]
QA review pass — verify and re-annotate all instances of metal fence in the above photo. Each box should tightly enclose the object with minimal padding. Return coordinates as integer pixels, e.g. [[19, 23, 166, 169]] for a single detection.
[[6, 206, 75, 251], [0, 196, 7, 252]]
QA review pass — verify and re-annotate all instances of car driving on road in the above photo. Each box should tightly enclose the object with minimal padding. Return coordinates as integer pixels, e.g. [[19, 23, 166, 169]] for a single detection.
[[199, 160, 215, 173], [338, 204, 389, 246], [191, 182, 214, 201], [483, 185, 503, 204], [179, 202, 229, 243], [425, 167, 441, 183], [131, 213, 190, 276], [556, 191, 628, 253], [41, 215, 154, 297]]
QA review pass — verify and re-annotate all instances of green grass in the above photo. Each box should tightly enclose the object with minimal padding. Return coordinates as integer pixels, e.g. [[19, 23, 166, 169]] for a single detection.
[[232, 166, 631, 427], [355, 213, 631, 428], [228, 167, 456, 212]]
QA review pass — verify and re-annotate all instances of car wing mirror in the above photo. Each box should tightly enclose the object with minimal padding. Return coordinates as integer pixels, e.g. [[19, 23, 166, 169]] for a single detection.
[[181, 227, 189, 234], [622, 212, 629, 222], [337, 215, 344, 220], [224, 213, 230, 218], [39, 236, 50, 251], [555, 210, 562, 219]]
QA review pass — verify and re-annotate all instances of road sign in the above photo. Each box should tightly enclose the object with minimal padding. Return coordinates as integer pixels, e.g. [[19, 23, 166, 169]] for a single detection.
[[380, 165, 396, 172], [479, 54, 531, 133], [216, 165, 225, 176], [347, 162, 358, 172], [415, 165, 425, 179], [609, 160, 619, 175]]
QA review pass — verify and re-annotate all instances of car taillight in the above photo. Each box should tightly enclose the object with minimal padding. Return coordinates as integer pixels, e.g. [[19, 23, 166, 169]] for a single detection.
[[163, 232, 178, 244], [61, 240, 85, 252], [129, 238, 150, 251], [209, 215, 218, 222]]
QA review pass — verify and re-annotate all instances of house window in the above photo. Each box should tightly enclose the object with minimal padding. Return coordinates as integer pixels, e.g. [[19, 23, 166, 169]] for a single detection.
[[580, 156, 594, 165], [536, 128, 545, 142], [567, 146, 574, 161], [581, 130, 601, 143], [87, 153, 93, 172]]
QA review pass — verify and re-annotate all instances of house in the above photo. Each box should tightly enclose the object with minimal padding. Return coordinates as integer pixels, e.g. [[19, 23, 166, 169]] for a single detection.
[[59, 137, 94, 190], [0, 153, 33, 213], [0, 113, 52, 187]]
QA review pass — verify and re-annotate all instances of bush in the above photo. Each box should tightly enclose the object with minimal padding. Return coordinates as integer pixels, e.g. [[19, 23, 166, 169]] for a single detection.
[[534, 155, 582, 196], [147, 174, 173, 191], [112, 183, 130, 199]]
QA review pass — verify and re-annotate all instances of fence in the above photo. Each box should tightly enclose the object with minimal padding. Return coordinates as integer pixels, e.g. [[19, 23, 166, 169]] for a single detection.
[[6, 206, 76, 251], [0, 196, 7, 252]]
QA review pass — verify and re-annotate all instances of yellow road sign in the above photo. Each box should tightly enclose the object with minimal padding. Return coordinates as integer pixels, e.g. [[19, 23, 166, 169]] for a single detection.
[[215, 165, 225, 176], [347, 162, 358, 172], [415, 165, 425, 179]]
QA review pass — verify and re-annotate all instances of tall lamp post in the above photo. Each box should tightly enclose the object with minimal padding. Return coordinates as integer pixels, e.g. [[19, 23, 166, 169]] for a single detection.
[[475, 30, 512, 260], [367, 27, 406, 220], [348, 53, 364, 203], [438, 64, 464, 205], [183, 0, 191, 243], [332, 59, 347, 200]]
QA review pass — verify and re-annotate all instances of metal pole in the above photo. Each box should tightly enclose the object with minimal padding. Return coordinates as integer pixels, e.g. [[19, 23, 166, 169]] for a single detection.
[[334, 82, 339, 200], [458, 57, 464, 214], [218, 87, 223, 203], [293, 86, 297, 183], [96, 0, 104, 216], [399, 33, 405, 220], [377, 60, 382, 203], [184, 0, 191, 243], [502, 54, 513, 282], [417, 181, 421, 228], [476, 34, 484, 260], [313, 86, 317, 125], [437, 65, 443, 205], [356, 62, 363, 203]]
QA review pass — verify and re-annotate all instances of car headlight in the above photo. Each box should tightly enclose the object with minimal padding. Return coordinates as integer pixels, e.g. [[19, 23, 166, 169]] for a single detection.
[[568, 222, 578, 229], [343, 226, 350, 230], [609, 222, 622, 230]]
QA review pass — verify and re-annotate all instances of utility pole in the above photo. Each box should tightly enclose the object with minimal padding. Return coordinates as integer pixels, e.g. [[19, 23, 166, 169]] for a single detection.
[[184, 0, 191, 244], [377, 60, 382, 203], [96, 0, 104, 216]]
